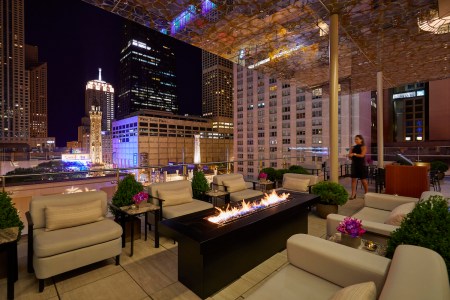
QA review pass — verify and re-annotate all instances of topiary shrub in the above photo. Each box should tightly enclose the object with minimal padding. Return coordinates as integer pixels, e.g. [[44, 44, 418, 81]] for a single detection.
[[111, 174, 143, 216], [386, 195, 450, 277], [0, 192, 24, 237], [430, 161, 448, 173], [288, 165, 309, 174], [261, 167, 276, 182], [311, 181, 348, 205], [192, 170, 209, 200]]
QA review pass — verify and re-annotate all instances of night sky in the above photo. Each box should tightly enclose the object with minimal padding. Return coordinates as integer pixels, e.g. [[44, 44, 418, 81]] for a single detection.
[[25, 0, 202, 147]]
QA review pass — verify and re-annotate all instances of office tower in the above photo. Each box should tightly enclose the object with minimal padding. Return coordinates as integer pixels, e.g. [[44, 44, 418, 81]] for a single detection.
[[25, 45, 48, 138], [0, 0, 29, 142], [85, 68, 115, 131], [234, 64, 371, 178], [89, 106, 102, 164], [117, 21, 177, 119], [202, 50, 233, 118]]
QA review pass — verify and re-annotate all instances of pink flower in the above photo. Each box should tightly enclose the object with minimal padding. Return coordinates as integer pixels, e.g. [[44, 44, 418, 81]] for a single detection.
[[336, 217, 366, 237], [132, 192, 148, 205], [258, 172, 268, 180]]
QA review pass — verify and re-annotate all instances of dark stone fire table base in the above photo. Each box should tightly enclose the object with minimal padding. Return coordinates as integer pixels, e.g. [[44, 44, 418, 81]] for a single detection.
[[160, 191, 319, 299]]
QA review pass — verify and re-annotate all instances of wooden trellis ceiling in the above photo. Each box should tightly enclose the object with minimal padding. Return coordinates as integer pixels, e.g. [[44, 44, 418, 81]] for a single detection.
[[82, 0, 450, 92]]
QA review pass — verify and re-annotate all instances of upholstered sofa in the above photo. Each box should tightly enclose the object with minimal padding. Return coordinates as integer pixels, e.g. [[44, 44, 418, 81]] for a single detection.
[[279, 173, 321, 193], [212, 173, 263, 203], [26, 191, 123, 292], [327, 191, 444, 240], [147, 180, 213, 219], [246, 234, 450, 300]]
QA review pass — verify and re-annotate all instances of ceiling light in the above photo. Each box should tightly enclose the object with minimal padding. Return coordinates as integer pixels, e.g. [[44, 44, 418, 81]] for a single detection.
[[417, 9, 450, 34]]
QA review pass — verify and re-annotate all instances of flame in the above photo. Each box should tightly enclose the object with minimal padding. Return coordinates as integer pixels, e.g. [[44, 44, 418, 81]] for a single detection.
[[207, 190, 290, 224]]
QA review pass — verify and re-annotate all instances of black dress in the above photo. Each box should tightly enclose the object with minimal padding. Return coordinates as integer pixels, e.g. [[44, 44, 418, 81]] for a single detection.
[[351, 144, 367, 179]]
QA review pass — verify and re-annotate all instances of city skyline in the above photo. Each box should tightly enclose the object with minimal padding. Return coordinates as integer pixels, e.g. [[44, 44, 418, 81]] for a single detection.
[[25, 0, 202, 147]]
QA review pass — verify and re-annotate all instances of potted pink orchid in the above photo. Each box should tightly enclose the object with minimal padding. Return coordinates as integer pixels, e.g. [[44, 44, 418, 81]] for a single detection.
[[258, 172, 268, 182], [337, 217, 366, 248], [131, 191, 148, 209]]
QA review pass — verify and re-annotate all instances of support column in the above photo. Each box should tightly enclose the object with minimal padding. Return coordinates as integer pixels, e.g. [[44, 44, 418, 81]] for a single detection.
[[377, 72, 384, 168], [329, 13, 339, 183]]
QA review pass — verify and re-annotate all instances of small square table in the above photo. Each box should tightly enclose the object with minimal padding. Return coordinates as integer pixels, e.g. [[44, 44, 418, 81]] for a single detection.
[[252, 180, 275, 193], [0, 227, 19, 300], [328, 233, 387, 256], [116, 203, 161, 256], [205, 190, 230, 207]]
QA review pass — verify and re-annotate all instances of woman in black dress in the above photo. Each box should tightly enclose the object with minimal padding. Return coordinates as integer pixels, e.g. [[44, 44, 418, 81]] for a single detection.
[[348, 135, 368, 199]]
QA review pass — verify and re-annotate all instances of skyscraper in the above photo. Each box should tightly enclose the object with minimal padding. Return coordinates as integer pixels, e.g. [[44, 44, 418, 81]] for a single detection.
[[0, 0, 29, 142], [202, 50, 233, 118], [85, 68, 115, 131], [117, 21, 177, 119], [25, 44, 48, 138]]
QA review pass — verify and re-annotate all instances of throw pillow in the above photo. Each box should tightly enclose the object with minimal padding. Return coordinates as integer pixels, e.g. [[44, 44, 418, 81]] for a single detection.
[[330, 281, 376, 300], [222, 178, 247, 193], [283, 177, 310, 192], [45, 199, 104, 231], [384, 202, 416, 226], [158, 188, 193, 207]]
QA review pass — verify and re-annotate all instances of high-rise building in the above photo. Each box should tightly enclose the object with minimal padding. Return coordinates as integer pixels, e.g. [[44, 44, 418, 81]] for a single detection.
[[202, 50, 233, 118], [85, 68, 114, 131], [89, 106, 102, 164], [117, 21, 177, 119], [25, 45, 48, 138], [0, 0, 29, 142], [234, 64, 371, 178]]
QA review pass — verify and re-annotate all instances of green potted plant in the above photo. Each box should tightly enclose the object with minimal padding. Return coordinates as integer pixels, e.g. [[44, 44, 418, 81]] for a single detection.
[[288, 165, 309, 174], [261, 167, 276, 182], [386, 195, 450, 277], [111, 174, 143, 216], [0, 191, 24, 236], [430, 160, 448, 180], [191, 170, 209, 201], [311, 181, 348, 218]]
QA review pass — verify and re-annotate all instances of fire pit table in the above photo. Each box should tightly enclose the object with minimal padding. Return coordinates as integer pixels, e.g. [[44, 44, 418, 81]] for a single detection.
[[160, 190, 319, 299]]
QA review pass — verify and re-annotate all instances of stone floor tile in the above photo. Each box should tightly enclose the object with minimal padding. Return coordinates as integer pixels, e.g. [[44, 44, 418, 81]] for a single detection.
[[150, 281, 201, 300]]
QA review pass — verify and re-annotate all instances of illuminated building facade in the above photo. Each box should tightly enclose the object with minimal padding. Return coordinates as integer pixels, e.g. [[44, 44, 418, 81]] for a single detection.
[[202, 50, 233, 118], [89, 106, 102, 164], [117, 22, 177, 119], [0, 0, 29, 142], [85, 68, 115, 131], [25, 45, 48, 138], [234, 64, 371, 178], [112, 110, 233, 168]]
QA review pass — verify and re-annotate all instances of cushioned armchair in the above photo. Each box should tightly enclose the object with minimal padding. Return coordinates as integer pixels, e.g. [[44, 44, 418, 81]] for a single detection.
[[212, 173, 263, 203], [26, 191, 123, 292], [279, 173, 321, 193], [147, 180, 213, 219], [327, 191, 444, 240], [246, 234, 449, 300]]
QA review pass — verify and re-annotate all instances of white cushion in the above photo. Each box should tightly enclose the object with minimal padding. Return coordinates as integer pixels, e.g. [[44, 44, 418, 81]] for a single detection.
[[384, 202, 416, 226], [330, 282, 376, 300], [45, 199, 104, 231], [158, 188, 193, 207], [283, 177, 310, 192], [222, 178, 247, 193], [162, 199, 213, 219]]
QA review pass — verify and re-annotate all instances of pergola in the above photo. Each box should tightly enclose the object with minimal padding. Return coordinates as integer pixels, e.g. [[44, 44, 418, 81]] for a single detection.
[[82, 0, 450, 181]]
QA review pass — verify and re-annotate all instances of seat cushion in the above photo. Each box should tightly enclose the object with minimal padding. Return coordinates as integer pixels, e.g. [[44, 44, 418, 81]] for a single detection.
[[330, 281, 376, 300], [163, 199, 213, 219], [282, 177, 310, 192], [158, 188, 193, 207], [229, 189, 264, 202], [45, 199, 104, 231], [384, 202, 415, 226], [34, 219, 123, 258], [222, 178, 247, 193], [353, 207, 391, 224], [246, 264, 342, 300]]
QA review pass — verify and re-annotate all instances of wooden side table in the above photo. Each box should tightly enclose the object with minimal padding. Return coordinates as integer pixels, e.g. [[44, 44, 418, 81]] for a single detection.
[[205, 190, 230, 207], [112, 203, 161, 256], [252, 180, 274, 193], [0, 227, 19, 300]]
